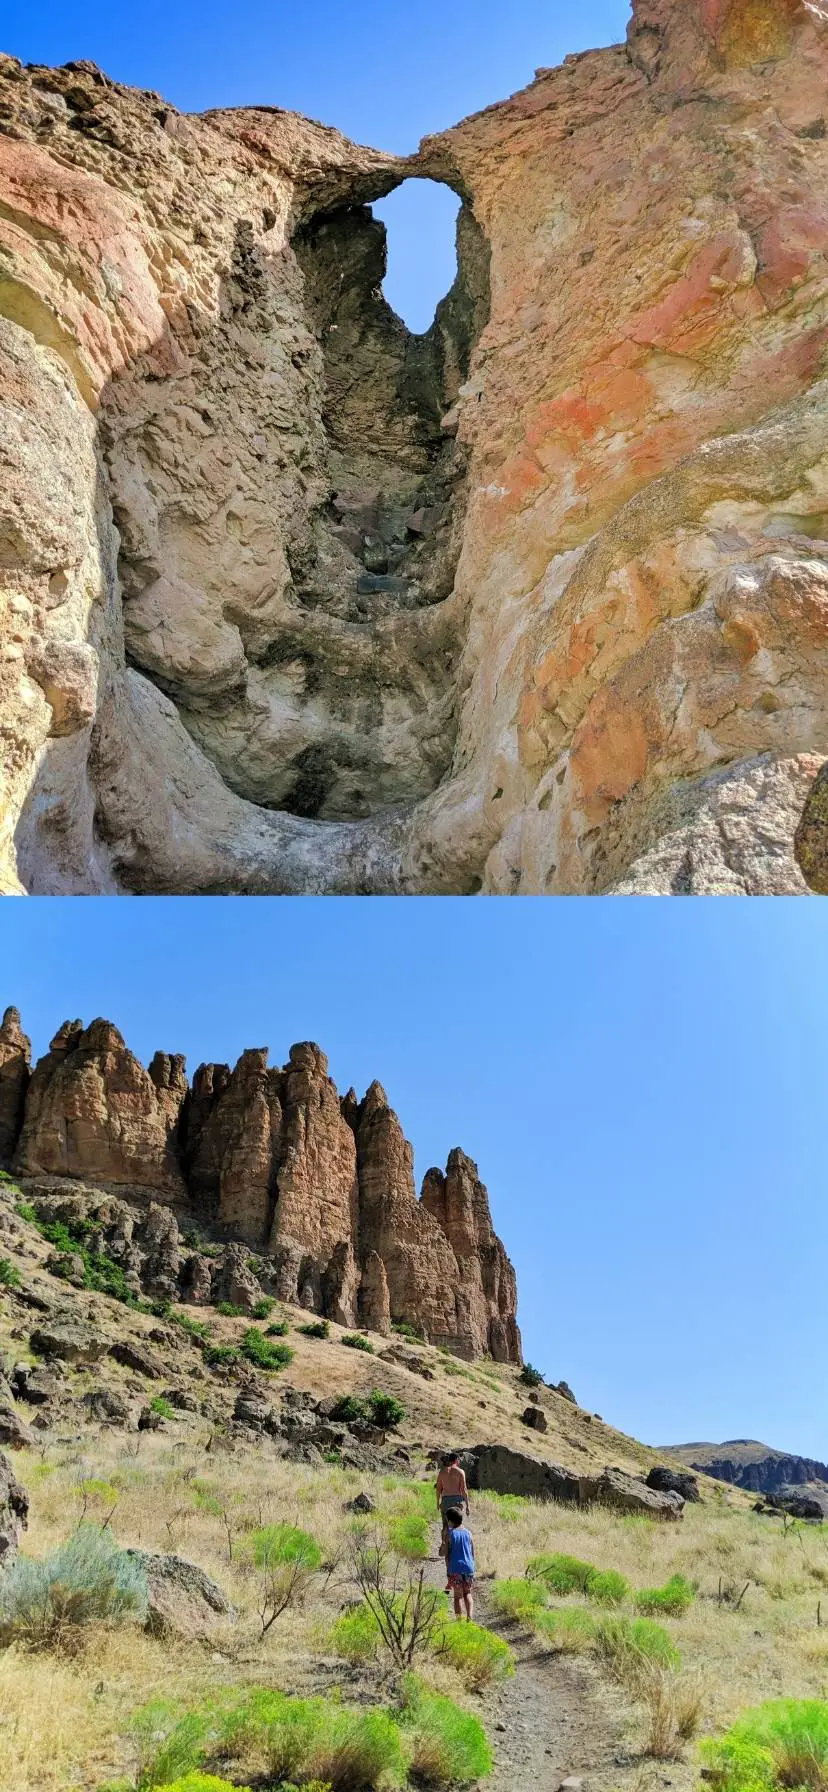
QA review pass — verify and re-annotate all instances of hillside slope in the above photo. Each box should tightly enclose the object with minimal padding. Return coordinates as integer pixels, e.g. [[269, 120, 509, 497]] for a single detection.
[[662, 1440, 828, 1495]]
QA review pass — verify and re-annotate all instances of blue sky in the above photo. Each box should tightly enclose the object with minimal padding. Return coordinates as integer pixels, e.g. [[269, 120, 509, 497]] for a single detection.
[[6, 0, 631, 327], [4, 897, 827, 1461]]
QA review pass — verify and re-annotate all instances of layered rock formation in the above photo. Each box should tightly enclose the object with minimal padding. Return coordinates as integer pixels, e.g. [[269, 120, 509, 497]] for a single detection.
[[664, 1439, 828, 1494], [2, 0, 828, 895], [1, 1010, 521, 1360]]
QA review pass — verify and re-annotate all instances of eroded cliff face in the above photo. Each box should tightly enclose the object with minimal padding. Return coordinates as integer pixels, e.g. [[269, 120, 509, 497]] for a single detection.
[[2, 0, 828, 894], [2, 1010, 521, 1361]]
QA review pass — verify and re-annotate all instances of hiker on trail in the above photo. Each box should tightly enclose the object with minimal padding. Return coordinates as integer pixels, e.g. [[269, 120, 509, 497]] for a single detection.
[[445, 1508, 476, 1622], [436, 1450, 470, 1556]]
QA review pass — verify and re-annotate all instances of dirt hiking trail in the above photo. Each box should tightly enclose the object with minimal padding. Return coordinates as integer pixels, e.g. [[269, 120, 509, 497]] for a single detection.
[[425, 1529, 630, 1792]]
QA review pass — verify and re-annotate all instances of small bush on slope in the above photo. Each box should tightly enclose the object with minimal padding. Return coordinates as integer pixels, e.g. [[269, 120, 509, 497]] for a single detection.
[[0, 1256, 20, 1287], [533, 1608, 598, 1653], [594, 1615, 681, 1686], [526, 1553, 595, 1595], [154, 1777, 252, 1792], [387, 1512, 429, 1560], [0, 1525, 148, 1650], [489, 1578, 548, 1622], [241, 1523, 322, 1571], [400, 1676, 493, 1785], [239, 1327, 294, 1371], [329, 1601, 382, 1663], [586, 1569, 631, 1607], [433, 1619, 515, 1689], [299, 1319, 331, 1339], [341, 1333, 375, 1353], [701, 1700, 828, 1792], [636, 1574, 696, 1617], [217, 1688, 408, 1790]]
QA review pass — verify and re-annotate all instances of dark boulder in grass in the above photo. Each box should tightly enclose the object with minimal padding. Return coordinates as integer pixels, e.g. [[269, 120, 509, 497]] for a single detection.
[[463, 1447, 684, 1519], [647, 1464, 700, 1503]]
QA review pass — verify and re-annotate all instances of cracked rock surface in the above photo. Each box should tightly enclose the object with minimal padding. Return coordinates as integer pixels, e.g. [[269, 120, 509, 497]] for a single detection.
[[2, 0, 828, 894]]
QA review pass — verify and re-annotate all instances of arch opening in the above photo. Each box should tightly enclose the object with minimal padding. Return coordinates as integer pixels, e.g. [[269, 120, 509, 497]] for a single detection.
[[371, 178, 462, 335]]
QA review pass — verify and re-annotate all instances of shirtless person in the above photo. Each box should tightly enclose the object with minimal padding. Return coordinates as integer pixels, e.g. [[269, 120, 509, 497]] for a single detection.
[[436, 1451, 470, 1558]]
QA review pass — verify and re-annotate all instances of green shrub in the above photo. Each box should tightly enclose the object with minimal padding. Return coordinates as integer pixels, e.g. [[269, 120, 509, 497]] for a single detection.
[[203, 1343, 239, 1367], [299, 1319, 331, 1339], [331, 1394, 368, 1424], [387, 1512, 429, 1560], [587, 1569, 631, 1607], [0, 1256, 21, 1287], [266, 1319, 290, 1337], [33, 1214, 139, 1306], [250, 1298, 274, 1320], [392, 1320, 425, 1343], [527, 1552, 595, 1595], [533, 1608, 598, 1653], [155, 1777, 252, 1792], [636, 1574, 696, 1617], [489, 1578, 548, 1622], [519, 1363, 544, 1387], [434, 1618, 515, 1689], [241, 1523, 322, 1571], [173, 1314, 211, 1341], [149, 1396, 177, 1421], [328, 1602, 382, 1664], [701, 1700, 828, 1792], [368, 1390, 406, 1429], [0, 1524, 148, 1648], [215, 1301, 245, 1319], [218, 1688, 408, 1790], [129, 1700, 211, 1788], [239, 1326, 294, 1371], [13, 1199, 37, 1222], [595, 1615, 680, 1685], [400, 1676, 493, 1785], [342, 1332, 375, 1353]]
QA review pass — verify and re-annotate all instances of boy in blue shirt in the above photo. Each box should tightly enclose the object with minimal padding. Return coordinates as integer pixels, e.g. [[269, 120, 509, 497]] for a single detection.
[[445, 1507, 476, 1622]]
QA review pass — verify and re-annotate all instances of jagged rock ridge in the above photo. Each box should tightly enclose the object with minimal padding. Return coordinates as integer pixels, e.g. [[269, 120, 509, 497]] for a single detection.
[[2, 0, 828, 896], [0, 1006, 521, 1361], [663, 1439, 828, 1495]]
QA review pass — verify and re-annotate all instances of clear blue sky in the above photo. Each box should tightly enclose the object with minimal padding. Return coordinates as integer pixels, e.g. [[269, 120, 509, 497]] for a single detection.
[[6, 0, 631, 328], [4, 897, 827, 1462]]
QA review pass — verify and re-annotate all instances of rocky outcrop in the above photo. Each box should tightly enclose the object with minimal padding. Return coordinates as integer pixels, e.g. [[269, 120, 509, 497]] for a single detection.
[[463, 1446, 684, 1519], [2, 1008, 521, 1360], [15, 1020, 187, 1195], [0, 1447, 28, 1563], [0, 1008, 30, 1164], [666, 1442, 828, 1495], [3, 0, 828, 896]]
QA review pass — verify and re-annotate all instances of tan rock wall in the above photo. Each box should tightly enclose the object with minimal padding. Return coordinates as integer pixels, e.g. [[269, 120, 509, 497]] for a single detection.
[[5, 1, 825, 892], [4, 1011, 520, 1359]]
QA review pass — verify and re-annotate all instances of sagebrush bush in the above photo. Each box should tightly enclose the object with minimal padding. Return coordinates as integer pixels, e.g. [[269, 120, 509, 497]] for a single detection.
[[369, 1391, 406, 1429], [149, 1396, 177, 1421], [0, 1525, 148, 1650], [400, 1676, 493, 1785], [392, 1321, 425, 1343], [526, 1552, 594, 1595], [489, 1578, 548, 1622], [0, 1256, 20, 1287], [239, 1327, 294, 1371], [329, 1601, 381, 1663], [251, 1298, 274, 1320], [266, 1319, 290, 1337], [636, 1574, 696, 1617], [203, 1343, 239, 1367], [702, 1700, 828, 1792], [241, 1523, 322, 1571], [594, 1614, 681, 1685], [299, 1319, 331, 1339], [434, 1618, 515, 1689], [587, 1568, 631, 1607], [342, 1333, 375, 1353], [215, 1302, 245, 1318], [533, 1608, 598, 1653], [218, 1688, 408, 1791]]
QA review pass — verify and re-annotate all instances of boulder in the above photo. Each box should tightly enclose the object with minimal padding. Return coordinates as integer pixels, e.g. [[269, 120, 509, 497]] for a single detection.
[[83, 1387, 131, 1425], [30, 1316, 109, 1365], [522, 1406, 549, 1433], [0, 1399, 36, 1450], [109, 1338, 163, 1378], [0, 1447, 28, 1563], [126, 1549, 233, 1638], [464, 1448, 684, 1519], [647, 1465, 700, 1504], [348, 1491, 376, 1514]]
